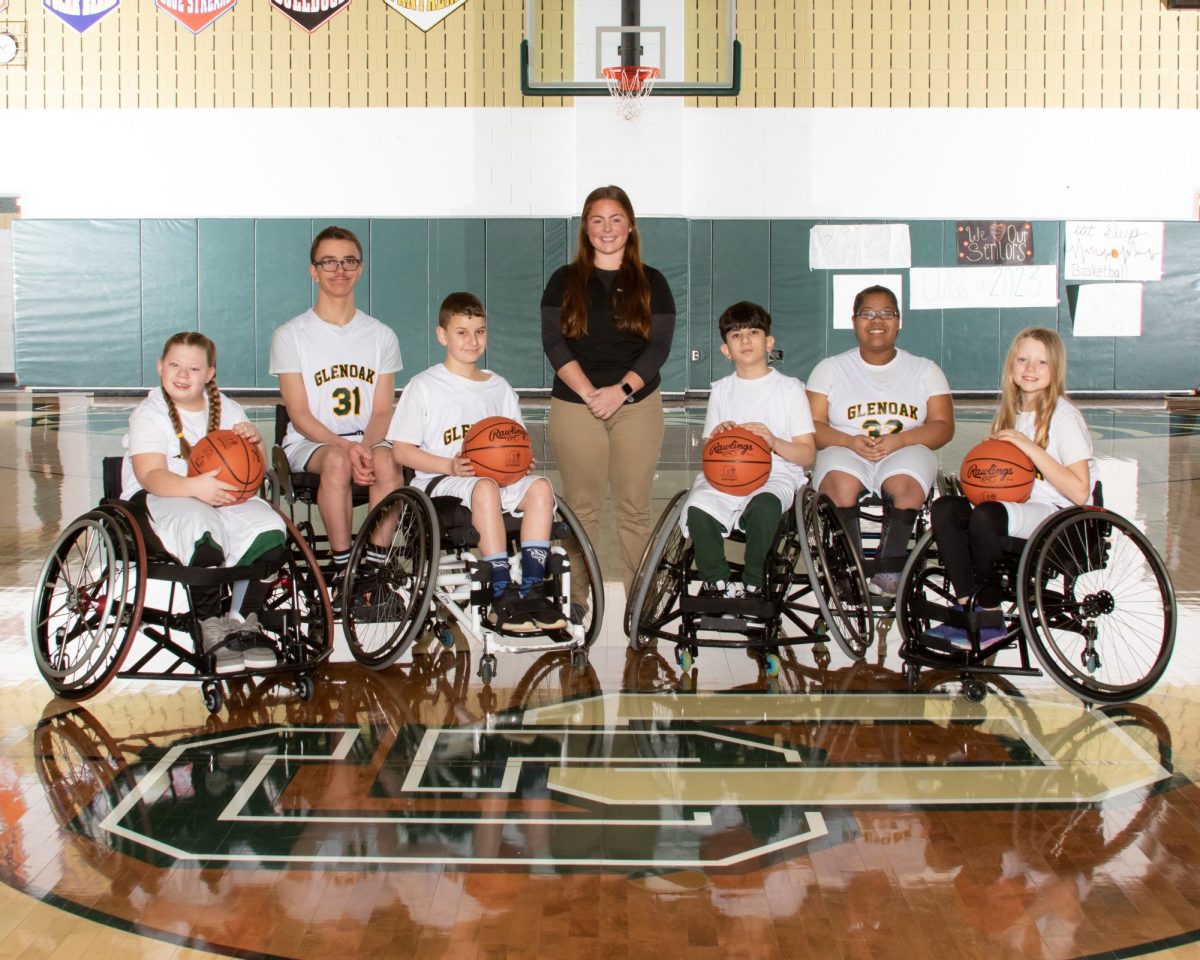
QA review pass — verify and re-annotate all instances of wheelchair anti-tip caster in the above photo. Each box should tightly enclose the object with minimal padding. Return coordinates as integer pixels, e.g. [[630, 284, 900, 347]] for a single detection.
[[296, 675, 315, 701], [763, 653, 781, 678], [202, 680, 223, 715], [479, 654, 497, 685], [962, 677, 987, 703]]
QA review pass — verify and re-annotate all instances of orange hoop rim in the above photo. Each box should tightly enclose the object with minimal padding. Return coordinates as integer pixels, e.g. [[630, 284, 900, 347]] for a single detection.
[[601, 65, 661, 93]]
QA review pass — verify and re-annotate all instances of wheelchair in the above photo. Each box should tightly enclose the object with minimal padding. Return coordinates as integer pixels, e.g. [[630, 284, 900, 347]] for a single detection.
[[624, 484, 874, 677], [338, 480, 604, 684], [30, 457, 334, 714], [895, 482, 1176, 705], [269, 404, 372, 568]]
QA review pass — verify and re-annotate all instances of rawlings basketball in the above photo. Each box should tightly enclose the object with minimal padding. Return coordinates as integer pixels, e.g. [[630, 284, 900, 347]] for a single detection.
[[187, 429, 265, 505], [959, 438, 1036, 505], [702, 427, 773, 496], [462, 416, 533, 486]]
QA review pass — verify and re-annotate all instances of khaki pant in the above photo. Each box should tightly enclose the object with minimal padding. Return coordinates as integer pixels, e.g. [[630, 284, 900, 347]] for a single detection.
[[549, 391, 664, 597]]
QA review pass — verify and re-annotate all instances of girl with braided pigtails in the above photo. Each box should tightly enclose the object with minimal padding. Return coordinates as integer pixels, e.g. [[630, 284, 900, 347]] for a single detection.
[[120, 332, 286, 674]]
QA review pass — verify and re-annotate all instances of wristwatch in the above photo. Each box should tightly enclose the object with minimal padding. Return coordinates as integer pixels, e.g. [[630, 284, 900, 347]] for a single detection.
[[621, 382, 635, 403]]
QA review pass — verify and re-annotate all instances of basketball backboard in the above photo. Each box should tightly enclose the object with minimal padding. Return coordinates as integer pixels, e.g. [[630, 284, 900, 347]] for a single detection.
[[521, 0, 739, 97]]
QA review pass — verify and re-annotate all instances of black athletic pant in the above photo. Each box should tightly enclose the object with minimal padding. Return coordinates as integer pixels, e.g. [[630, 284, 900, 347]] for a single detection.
[[929, 496, 1009, 607]]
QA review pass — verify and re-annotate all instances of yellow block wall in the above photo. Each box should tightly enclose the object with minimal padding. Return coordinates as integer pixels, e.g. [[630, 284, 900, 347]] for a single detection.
[[1, 0, 1198, 109]]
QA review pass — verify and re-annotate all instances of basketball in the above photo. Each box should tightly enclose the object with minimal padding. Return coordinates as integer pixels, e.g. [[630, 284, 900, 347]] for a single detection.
[[462, 416, 533, 486], [959, 438, 1036, 505], [702, 427, 773, 496], [187, 429, 265, 505]]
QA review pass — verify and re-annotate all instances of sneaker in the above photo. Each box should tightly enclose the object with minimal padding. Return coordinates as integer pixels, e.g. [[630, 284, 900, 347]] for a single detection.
[[227, 613, 277, 670], [327, 567, 346, 617], [521, 582, 568, 632], [201, 616, 243, 675], [869, 571, 902, 597], [700, 580, 743, 599], [487, 586, 538, 634]]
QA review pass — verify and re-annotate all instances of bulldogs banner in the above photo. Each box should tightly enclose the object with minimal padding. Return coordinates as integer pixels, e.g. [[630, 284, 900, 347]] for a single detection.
[[272, 0, 351, 32], [44, 0, 119, 32], [381, 0, 467, 31], [156, 0, 237, 32]]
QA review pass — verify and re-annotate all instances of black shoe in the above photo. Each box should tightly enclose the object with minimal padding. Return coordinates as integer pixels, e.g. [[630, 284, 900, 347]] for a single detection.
[[327, 568, 346, 618], [521, 582, 568, 632], [487, 586, 538, 634]]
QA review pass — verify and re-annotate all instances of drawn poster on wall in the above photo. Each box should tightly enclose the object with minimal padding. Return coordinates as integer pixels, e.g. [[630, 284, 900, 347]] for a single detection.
[[956, 222, 1034, 265], [831, 274, 904, 330], [156, 0, 238, 32], [809, 224, 911, 270], [44, 0, 119, 32], [909, 266, 1059, 309], [381, 0, 467, 30], [272, 0, 351, 31], [1064, 221, 1164, 281]]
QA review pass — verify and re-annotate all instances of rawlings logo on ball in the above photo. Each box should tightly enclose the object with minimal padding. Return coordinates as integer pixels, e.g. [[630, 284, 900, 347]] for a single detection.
[[963, 463, 1016, 482], [486, 424, 528, 443], [708, 438, 754, 458]]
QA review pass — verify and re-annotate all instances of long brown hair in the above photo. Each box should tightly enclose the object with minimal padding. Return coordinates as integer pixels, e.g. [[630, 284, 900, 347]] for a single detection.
[[159, 331, 221, 459], [991, 327, 1066, 450], [560, 185, 652, 340]]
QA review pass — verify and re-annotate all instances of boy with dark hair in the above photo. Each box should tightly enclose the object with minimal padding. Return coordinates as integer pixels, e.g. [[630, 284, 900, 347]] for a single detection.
[[269, 226, 404, 604], [681, 301, 816, 598], [387, 292, 566, 633]]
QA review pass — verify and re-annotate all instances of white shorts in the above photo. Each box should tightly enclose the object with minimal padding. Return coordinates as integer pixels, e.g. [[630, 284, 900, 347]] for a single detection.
[[415, 473, 554, 516], [814, 444, 939, 497], [283, 434, 392, 472], [679, 474, 800, 538], [1001, 498, 1061, 539], [144, 494, 286, 566]]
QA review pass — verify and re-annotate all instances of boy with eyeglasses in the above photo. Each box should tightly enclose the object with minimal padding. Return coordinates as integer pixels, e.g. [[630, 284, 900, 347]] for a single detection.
[[806, 285, 954, 596], [269, 226, 403, 604]]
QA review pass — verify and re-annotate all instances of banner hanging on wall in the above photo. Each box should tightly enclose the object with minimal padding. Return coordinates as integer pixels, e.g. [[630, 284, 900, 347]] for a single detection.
[[156, 0, 238, 32], [955, 221, 1034, 265], [381, 0, 467, 31], [44, 0, 119, 32], [271, 0, 351, 32]]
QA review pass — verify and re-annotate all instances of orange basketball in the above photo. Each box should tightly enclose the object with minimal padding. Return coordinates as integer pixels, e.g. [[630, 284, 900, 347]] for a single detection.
[[187, 429, 265, 505], [959, 438, 1036, 505], [702, 427, 773, 496], [462, 416, 533, 487]]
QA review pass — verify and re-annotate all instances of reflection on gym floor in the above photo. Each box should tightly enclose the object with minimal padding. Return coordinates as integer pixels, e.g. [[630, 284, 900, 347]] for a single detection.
[[2, 394, 1200, 959]]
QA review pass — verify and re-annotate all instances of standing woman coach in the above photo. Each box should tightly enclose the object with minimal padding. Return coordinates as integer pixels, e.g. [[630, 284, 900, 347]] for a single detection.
[[541, 185, 676, 596]]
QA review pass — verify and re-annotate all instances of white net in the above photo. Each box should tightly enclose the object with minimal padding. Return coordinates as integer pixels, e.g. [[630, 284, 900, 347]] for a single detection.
[[602, 66, 660, 121]]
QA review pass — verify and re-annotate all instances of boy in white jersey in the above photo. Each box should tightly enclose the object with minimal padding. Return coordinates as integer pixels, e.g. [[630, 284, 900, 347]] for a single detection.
[[682, 302, 816, 599], [387, 293, 566, 634], [269, 226, 404, 601], [807, 285, 955, 597]]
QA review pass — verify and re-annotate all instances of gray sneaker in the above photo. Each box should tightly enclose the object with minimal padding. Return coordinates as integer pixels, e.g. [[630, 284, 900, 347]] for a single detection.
[[201, 616, 243, 675], [869, 571, 902, 597], [227, 613, 277, 670]]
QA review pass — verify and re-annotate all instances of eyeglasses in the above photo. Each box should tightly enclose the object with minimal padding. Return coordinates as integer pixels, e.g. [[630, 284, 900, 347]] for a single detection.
[[855, 309, 899, 321], [312, 257, 363, 273]]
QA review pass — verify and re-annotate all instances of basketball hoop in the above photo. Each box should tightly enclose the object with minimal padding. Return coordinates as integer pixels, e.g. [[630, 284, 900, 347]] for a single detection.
[[602, 65, 660, 121]]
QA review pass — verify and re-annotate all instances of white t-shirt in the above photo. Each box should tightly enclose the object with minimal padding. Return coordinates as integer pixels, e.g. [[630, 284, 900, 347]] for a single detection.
[[703, 368, 815, 489], [387, 363, 523, 487], [269, 308, 403, 448], [121, 389, 250, 497], [807, 348, 951, 438], [1017, 397, 1097, 507]]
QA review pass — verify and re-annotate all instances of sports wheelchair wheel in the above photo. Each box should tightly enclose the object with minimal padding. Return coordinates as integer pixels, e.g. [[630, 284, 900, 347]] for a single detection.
[[259, 513, 335, 669], [31, 504, 147, 700], [625, 491, 689, 651], [344, 487, 439, 670], [554, 499, 604, 648], [1017, 508, 1175, 705], [798, 489, 873, 660]]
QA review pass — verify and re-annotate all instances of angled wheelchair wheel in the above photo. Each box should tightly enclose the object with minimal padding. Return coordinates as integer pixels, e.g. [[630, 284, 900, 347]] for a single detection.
[[625, 490, 689, 652], [259, 512, 335, 668], [31, 506, 146, 700], [1017, 508, 1175, 705], [555, 499, 605, 648], [799, 489, 873, 660], [344, 487, 439, 670]]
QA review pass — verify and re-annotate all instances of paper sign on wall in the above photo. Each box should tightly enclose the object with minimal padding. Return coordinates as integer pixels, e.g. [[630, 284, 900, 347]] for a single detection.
[[909, 265, 1059, 310], [810, 225, 911, 270], [1072, 283, 1144, 337], [832, 274, 904, 330], [1064, 221, 1163, 281]]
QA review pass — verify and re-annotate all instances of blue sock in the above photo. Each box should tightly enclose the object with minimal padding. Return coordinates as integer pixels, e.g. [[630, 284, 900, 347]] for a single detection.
[[484, 552, 511, 598], [519, 541, 550, 597]]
